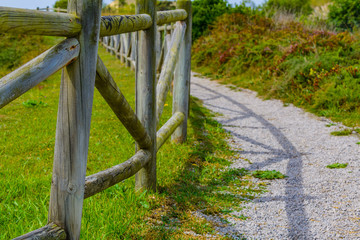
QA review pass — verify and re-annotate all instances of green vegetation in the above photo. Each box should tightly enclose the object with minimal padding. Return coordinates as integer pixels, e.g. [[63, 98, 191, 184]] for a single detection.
[[326, 163, 348, 168], [328, 0, 360, 31], [0, 46, 265, 239], [53, 0, 67, 9], [0, 34, 57, 76], [252, 170, 287, 180], [192, 12, 360, 127], [192, 0, 253, 40], [265, 0, 313, 15], [330, 129, 353, 136]]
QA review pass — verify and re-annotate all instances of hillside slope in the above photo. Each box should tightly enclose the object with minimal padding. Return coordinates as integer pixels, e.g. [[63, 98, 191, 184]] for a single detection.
[[192, 13, 360, 126]]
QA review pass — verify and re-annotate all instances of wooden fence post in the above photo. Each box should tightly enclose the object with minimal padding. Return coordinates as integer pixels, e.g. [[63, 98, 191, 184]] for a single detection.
[[135, 0, 157, 192], [48, 0, 102, 239], [172, 0, 192, 143]]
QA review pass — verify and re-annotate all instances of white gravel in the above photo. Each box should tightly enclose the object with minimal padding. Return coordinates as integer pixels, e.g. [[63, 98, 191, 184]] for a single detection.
[[190, 72, 360, 240]]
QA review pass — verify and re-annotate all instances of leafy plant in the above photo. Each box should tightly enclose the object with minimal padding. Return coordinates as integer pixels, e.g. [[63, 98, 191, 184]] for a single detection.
[[22, 100, 48, 108], [192, 0, 252, 40], [328, 0, 360, 31], [54, 0, 67, 9], [252, 170, 287, 179], [326, 163, 348, 168]]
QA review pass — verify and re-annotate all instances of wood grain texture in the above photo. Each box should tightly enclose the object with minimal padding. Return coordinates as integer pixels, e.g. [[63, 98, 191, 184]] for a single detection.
[[172, 1, 192, 143], [13, 223, 66, 240], [135, 0, 157, 192], [48, 0, 102, 239], [0, 38, 79, 109], [156, 9, 187, 26], [84, 149, 151, 198], [95, 55, 151, 149], [100, 14, 152, 36], [0, 7, 80, 36], [156, 112, 185, 151], [156, 22, 186, 124]]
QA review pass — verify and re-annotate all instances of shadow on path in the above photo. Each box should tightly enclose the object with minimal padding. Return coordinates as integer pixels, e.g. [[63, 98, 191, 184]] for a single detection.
[[192, 82, 313, 239]]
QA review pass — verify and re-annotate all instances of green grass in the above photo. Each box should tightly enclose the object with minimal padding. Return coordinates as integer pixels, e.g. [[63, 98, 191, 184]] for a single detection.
[[0, 46, 264, 239], [252, 170, 287, 180], [330, 129, 353, 136], [326, 163, 348, 169]]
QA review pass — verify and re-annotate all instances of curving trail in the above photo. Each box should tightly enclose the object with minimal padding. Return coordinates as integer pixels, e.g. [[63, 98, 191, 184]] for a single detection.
[[190, 72, 360, 239]]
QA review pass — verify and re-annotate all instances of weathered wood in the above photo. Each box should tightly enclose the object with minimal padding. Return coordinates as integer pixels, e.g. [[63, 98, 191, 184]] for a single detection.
[[0, 38, 79, 109], [0, 7, 80, 36], [100, 14, 152, 37], [156, 22, 186, 123], [126, 33, 132, 68], [48, 0, 102, 239], [157, 25, 175, 31], [156, 112, 185, 151], [157, 10, 187, 26], [120, 34, 126, 63], [135, 0, 157, 192], [84, 149, 151, 198], [172, 1, 192, 143], [95, 55, 151, 149], [13, 223, 66, 240], [130, 33, 136, 70], [156, 33, 171, 74]]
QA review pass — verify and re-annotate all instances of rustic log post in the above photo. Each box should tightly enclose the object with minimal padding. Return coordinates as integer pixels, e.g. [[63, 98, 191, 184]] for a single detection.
[[172, 0, 191, 143], [116, 34, 121, 59], [126, 33, 132, 68], [135, 0, 157, 192], [48, 0, 102, 239]]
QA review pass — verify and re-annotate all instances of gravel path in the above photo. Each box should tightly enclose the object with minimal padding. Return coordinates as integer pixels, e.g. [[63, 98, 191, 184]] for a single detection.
[[190, 72, 360, 240]]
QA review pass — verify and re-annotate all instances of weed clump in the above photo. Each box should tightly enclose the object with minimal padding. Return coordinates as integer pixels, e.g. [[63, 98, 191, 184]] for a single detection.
[[252, 170, 287, 180], [326, 163, 348, 169], [330, 129, 353, 136]]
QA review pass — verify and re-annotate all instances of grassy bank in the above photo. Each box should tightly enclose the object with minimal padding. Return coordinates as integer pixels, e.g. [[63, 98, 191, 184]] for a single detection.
[[192, 13, 360, 127], [0, 45, 263, 238]]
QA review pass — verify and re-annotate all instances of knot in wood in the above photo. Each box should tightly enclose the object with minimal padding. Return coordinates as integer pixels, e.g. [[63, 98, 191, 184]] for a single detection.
[[67, 183, 77, 194]]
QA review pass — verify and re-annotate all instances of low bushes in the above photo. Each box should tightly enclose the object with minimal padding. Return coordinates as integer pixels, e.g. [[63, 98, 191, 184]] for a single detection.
[[192, 13, 360, 126]]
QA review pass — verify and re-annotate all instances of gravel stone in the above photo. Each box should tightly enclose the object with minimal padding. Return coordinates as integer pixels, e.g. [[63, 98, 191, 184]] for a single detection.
[[190, 73, 360, 240]]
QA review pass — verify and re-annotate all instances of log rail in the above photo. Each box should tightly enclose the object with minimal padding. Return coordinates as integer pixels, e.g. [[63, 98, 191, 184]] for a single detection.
[[0, 0, 191, 239]]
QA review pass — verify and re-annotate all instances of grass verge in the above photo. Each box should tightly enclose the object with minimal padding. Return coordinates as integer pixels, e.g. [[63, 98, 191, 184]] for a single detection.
[[0, 46, 264, 239]]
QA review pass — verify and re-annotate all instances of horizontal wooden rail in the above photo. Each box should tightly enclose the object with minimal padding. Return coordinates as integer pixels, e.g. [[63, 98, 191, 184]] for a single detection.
[[0, 7, 81, 36], [100, 14, 152, 36], [157, 112, 185, 151], [84, 149, 151, 198], [13, 223, 66, 240], [157, 9, 187, 26], [156, 22, 186, 123], [1, 7, 188, 37], [37, 7, 68, 13], [95, 56, 152, 149], [0, 38, 80, 109]]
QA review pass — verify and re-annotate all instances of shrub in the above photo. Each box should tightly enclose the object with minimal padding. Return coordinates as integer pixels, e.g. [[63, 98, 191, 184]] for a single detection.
[[192, 0, 253, 40], [328, 0, 360, 31], [266, 0, 313, 16], [192, 0, 230, 40], [54, 0, 67, 9]]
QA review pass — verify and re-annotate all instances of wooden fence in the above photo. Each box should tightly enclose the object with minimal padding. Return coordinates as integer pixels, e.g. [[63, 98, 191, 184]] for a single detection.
[[0, 0, 191, 239]]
